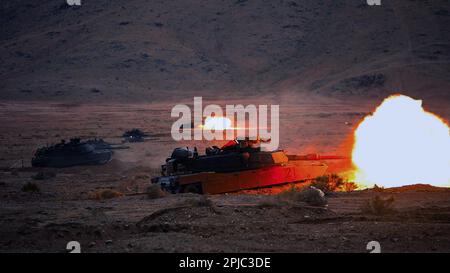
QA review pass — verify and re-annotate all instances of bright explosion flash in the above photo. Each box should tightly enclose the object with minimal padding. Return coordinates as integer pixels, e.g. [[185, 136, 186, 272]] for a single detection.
[[352, 94, 450, 188], [202, 116, 232, 130]]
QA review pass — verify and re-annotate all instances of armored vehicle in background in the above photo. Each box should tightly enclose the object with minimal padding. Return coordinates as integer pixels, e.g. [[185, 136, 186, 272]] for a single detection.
[[86, 138, 129, 150], [122, 129, 150, 142], [32, 138, 113, 168]]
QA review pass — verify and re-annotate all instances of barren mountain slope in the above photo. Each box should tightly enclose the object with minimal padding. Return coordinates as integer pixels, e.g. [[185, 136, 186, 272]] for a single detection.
[[1, 0, 449, 102]]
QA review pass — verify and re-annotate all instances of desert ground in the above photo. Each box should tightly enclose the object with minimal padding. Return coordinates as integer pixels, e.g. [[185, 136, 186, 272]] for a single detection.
[[0, 100, 449, 253]]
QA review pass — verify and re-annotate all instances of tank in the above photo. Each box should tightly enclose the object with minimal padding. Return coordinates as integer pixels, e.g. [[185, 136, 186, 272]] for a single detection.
[[31, 138, 113, 168], [151, 138, 338, 194], [122, 129, 150, 142], [85, 138, 129, 150]]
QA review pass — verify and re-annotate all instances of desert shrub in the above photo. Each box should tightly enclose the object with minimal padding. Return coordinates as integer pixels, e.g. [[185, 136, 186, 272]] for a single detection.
[[361, 195, 395, 215], [31, 171, 56, 180], [372, 184, 385, 192], [342, 181, 358, 192], [311, 174, 344, 193], [310, 176, 329, 192], [146, 184, 167, 199], [311, 174, 357, 193], [89, 189, 123, 200], [22, 182, 40, 193]]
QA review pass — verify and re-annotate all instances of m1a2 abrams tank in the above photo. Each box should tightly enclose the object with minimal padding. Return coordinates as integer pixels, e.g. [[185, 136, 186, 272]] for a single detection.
[[32, 138, 113, 168], [151, 138, 340, 194]]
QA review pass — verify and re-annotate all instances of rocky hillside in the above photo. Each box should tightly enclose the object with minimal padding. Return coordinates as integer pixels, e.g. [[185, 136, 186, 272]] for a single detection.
[[1, 0, 450, 102]]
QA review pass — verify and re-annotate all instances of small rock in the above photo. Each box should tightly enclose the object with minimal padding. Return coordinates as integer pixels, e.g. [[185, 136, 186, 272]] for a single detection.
[[300, 186, 327, 206]]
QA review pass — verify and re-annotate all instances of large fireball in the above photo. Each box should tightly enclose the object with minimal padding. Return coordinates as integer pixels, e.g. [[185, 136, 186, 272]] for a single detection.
[[352, 94, 450, 188]]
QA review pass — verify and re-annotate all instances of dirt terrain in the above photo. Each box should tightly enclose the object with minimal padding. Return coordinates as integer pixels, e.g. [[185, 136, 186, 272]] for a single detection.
[[1, 165, 450, 253], [0, 102, 449, 253]]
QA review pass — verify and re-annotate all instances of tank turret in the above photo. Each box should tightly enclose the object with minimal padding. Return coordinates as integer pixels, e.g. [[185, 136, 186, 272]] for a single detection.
[[161, 138, 287, 175]]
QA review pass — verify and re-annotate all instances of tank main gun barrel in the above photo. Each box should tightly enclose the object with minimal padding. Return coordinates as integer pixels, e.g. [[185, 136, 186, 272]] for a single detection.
[[287, 154, 347, 161]]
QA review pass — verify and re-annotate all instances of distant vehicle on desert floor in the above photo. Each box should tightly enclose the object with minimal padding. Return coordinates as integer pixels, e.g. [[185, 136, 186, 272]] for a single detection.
[[32, 138, 116, 168]]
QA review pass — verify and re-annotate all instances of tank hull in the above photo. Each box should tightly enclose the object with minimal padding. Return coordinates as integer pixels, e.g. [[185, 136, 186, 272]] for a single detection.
[[153, 161, 328, 194], [31, 150, 112, 168]]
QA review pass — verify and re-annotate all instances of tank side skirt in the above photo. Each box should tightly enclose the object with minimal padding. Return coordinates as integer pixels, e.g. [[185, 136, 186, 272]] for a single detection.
[[177, 163, 328, 194]]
